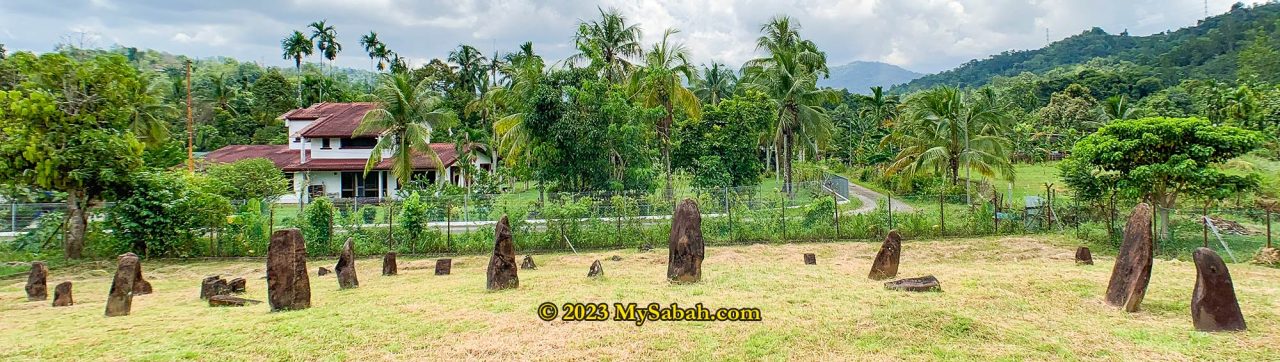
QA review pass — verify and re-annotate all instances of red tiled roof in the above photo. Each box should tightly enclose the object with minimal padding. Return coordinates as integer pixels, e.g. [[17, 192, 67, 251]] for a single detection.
[[205, 143, 461, 172], [204, 145, 302, 169], [282, 102, 382, 138]]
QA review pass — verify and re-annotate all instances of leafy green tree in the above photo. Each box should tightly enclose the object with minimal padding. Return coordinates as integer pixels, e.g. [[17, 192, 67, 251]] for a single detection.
[[0, 53, 148, 258], [398, 191, 432, 252], [357, 73, 458, 185], [631, 28, 701, 198], [884, 86, 1015, 186], [675, 91, 773, 187], [1038, 83, 1100, 129], [105, 171, 232, 257], [1237, 34, 1280, 84], [301, 196, 336, 254], [1061, 117, 1261, 238], [252, 69, 296, 114], [570, 7, 643, 83], [205, 158, 290, 202]]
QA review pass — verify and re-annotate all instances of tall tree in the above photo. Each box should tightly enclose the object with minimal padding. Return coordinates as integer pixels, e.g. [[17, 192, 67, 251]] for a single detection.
[[448, 44, 489, 95], [742, 16, 836, 196], [883, 86, 1016, 188], [356, 73, 458, 185], [359, 31, 385, 71], [692, 62, 736, 106], [0, 53, 148, 258], [308, 20, 341, 66], [280, 30, 313, 71], [570, 7, 643, 83], [631, 28, 702, 198]]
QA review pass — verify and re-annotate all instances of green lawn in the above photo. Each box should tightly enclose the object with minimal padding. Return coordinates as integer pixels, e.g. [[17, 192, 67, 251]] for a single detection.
[[3, 235, 1277, 360]]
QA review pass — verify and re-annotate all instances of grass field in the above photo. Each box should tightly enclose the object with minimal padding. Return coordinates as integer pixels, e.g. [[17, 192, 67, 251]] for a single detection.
[[3, 235, 1278, 360]]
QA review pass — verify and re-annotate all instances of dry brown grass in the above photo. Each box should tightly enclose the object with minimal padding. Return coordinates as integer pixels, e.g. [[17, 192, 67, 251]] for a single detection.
[[2, 236, 1279, 361]]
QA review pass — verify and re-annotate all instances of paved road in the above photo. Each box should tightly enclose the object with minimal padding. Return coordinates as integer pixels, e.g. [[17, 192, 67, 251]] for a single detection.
[[845, 182, 915, 215]]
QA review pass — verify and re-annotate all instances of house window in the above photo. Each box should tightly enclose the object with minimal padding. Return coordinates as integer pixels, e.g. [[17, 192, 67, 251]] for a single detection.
[[284, 172, 294, 189], [321, 138, 332, 149], [342, 137, 377, 149], [341, 172, 382, 198], [293, 137, 301, 143]]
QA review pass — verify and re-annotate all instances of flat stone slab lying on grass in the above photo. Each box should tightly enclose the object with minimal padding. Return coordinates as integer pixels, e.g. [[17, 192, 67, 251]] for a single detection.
[[25, 261, 47, 301], [588, 260, 604, 278], [521, 255, 536, 270], [869, 230, 902, 280], [209, 295, 263, 307], [1106, 203, 1154, 312], [884, 275, 942, 292], [52, 281, 72, 307], [1191, 247, 1247, 332], [486, 216, 519, 290], [436, 259, 452, 275], [803, 253, 816, 265], [1076, 247, 1093, 265]]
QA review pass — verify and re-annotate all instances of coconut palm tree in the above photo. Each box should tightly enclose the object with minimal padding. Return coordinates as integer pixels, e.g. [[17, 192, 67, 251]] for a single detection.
[[448, 44, 489, 95], [360, 31, 384, 71], [203, 72, 235, 112], [569, 7, 643, 83], [1100, 94, 1136, 121], [127, 72, 176, 147], [357, 73, 458, 185], [742, 17, 836, 197], [281, 30, 313, 70], [883, 86, 1015, 189], [631, 28, 701, 199], [692, 62, 736, 106]]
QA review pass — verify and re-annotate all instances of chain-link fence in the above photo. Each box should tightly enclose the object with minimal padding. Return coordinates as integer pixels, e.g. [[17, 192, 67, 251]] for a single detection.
[[4, 181, 1276, 261]]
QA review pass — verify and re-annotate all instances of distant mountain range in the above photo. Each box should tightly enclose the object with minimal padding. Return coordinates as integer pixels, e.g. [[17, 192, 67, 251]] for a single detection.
[[818, 61, 923, 93]]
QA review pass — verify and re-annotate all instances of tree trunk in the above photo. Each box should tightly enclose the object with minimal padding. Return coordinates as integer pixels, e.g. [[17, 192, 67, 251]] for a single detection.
[[64, 190, 87, 259], [662, 107, 674, 201], [1157, 205, 1171, 241], [784, 132, 794, 198]]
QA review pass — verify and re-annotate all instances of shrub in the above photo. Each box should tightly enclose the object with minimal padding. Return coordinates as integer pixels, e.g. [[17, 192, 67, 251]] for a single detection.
[[105, 171, 232, 257], [302, 197, 336, 254]]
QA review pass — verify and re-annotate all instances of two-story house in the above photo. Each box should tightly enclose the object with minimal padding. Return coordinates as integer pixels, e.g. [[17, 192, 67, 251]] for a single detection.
[[205, 102, 491, 203]]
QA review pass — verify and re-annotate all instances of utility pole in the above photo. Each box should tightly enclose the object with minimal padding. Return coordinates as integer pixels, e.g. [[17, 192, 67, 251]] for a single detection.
[[186, 59, 194, 173]]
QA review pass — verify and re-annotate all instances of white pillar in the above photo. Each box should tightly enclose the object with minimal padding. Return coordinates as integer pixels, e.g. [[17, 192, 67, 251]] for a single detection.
[[378, 171, 385, 201]]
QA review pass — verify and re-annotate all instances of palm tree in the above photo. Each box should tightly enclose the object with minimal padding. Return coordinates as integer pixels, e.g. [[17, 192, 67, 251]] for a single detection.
[[1222, 85, 1259, 128], [281, 30, 313, 71], [742, 17, 836, 197], [883, 86, 1015, 192], [631, 28, 701, 198], [448, 44, 489, 95], [492, 45, 546, 166], [127, 72, 176, 147], [692, 62, 736, 106], [309, 20, 341, 65], [570, 7, 643, 83], [356, 73, 458, 185], [359, 31, 384, 71], [1101, 95, 1136, 121], [203, 73, 235, 112]]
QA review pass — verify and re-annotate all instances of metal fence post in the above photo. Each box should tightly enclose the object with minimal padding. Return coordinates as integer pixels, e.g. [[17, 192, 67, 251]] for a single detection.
[[833, 192, 840, 239], [887, 192, 894, 231]]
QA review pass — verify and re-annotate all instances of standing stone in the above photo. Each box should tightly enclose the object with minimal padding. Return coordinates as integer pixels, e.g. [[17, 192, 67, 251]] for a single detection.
[[1105, 203, 1154, 312], [588, 260, 604, 278], [884, 275, 942, 292], [25, 261, 48, 301], [667, 198, 704, 283], [521, 255, 537, 270], [201, 276, 229, 299], [486, 216, 519, 290], [435, 259, 452, 275], [105, 253, 140, 317], [1075, 247, 1094, 265], [803, 253, 817, 265], [131, 257, 152, 296], [209, 295, 263, 307], [335, 238, 358, 289], [382, 252, 398, 276], [267, 229, 311, 312], [228, 278, 247, 293], [869, 230, 902, 280], [52, 281, 73, 307], [318, 267, 331, 276], [1191, 247, 1247, 332]]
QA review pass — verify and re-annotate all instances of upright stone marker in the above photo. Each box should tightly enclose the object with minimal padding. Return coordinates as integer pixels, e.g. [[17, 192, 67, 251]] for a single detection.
[[132, 256, 152, 295], [52, 281, 73, 307], [25, 261, 48, 301], [318, 267, 331, 276], [1191, 247, 1247, 332], [382, 252, 398, 276], [521, 255, 537, 270], [435, 259, 452, 275], [1105, 203, 1154, 312], [1075, 247, 1094, 265], [803, 253, 817, 265], [228, 278, 246, 293], [667, 198, 704, 283], [588, 260, 604, 278], [335, 238, 358, 289], [105, 253, 140, 317], [486, 216, 519, 290], [869, 230, 902, 280], [267, 229, 311, 312], [201, 276, 229, 299]]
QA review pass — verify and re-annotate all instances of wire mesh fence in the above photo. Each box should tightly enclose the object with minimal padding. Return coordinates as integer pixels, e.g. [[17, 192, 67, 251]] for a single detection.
[[3, 181, 1276, 262]]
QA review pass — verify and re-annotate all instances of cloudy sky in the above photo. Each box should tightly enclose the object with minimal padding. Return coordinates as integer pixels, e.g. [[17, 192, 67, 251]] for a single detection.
[[0, 0, 1266, 74]]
